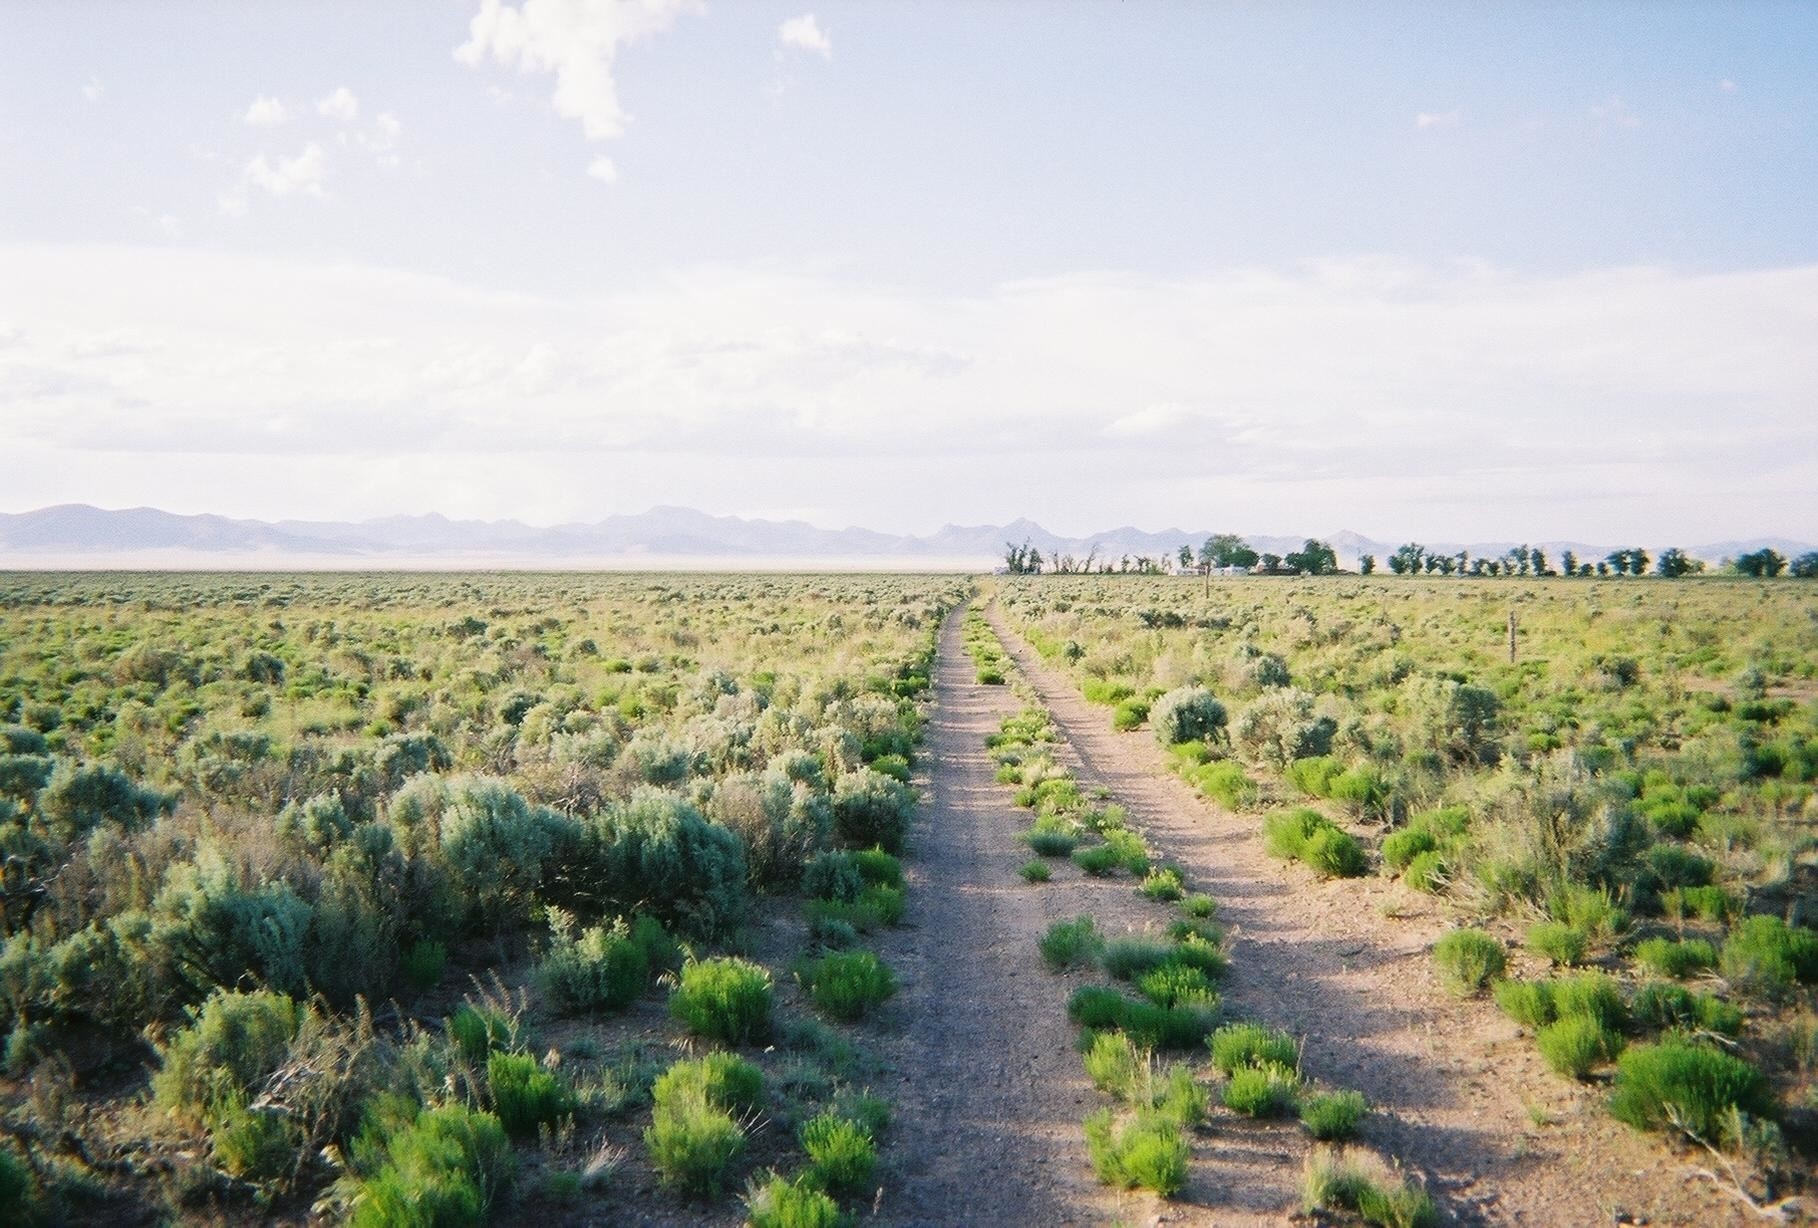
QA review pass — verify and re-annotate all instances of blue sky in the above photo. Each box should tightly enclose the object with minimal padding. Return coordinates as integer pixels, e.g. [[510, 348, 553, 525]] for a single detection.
[[1, 2, 1814, 541]]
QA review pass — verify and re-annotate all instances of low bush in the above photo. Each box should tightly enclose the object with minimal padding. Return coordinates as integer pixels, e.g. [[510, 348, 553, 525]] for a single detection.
[[1039, 916, 1102, 971], [1630, 983, 1743, 1037], [1720, 915, 1818, 996], [1112, 699, 1150, 731], [1084, 1030, 1144, 1098], [1262, 808, 1365, 878], [1526, 922, 1587, 967], [802, 950, 897, 1022], [447, 1004, 517, 1066], [1299, 1089, 1368, 1140], [1024, 826, 1078, 857], [1071, 844, 1124, 876], [1102, 935, 1176, 981], [349, 1104, 516, 1228], [1137, 963, 1218, 1009], [1609, 1042, 1772, 1143], [1191, 760, 1254, 810], [744, 1173, 843, 1228], [537, 913, 650, 1013], [1150, 686, 1228, 748], [1019, 859, 1051, 883], [832, 769, 916, 855], [1432, 929, 1505, 996], [1536, 1015, 1621, 1080], [1493, 980, 1556, 1029], [1068, 987, 1217, 1050], [645, 1095, 745, 1197], [1552, 973, 1627, 1030], [1301, 1147, 1438, 1228], [487, 1052, 574, 1137], [1083, 1109, 1189, 1196], [1209, 1021, 1298, 1075], [799, 1112, 876, 1196], [152, 988, 304, 1129], [1224, 1062, 1300, 1117], [669, 958, 774, 1044], [1140, 866, 1186, 902], [651, 1053, 765, 1113], [1633, 937, 1716, 980], [1181, 893, 1217, 919]]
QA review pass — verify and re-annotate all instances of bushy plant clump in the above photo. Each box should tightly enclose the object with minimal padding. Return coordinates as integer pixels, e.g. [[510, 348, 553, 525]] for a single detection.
[[1608, 1042, 1772, 1142], [1082, 1109, 1189, 1196], [1431, 929, 1505, 996], [348, 1103, 516, 1228], [1299, 1089, 1369, 1140], [1039, 916, 1104, 970], [669, 957, 774, 1044], [801, 950, 897, 1022], [1720, 915, 1818, 996], [798, 1112, 876, 1196], [487, 1052, 574, 1137], [1632, 936, 1716, 980], [1149, 686, 1228, 748], [1261, 808, 1366, 878], [535, 911, 655, 1013], [1301, 1148, 1438, 1228]]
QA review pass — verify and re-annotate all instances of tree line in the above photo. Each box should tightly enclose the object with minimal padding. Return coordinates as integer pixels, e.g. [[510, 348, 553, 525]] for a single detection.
[[1005, 536, 1817, 578]]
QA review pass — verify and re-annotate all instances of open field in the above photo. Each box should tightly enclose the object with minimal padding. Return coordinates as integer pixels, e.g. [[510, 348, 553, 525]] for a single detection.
[[0, 570, 1814, 1225]]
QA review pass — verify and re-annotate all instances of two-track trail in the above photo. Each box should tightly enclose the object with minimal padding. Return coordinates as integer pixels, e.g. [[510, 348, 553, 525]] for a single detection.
[[979, 603, 1743, 1227]]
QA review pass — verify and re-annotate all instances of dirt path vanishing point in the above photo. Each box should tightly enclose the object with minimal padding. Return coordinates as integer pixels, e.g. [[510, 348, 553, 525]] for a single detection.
[[982, 602, 1746, 1227]]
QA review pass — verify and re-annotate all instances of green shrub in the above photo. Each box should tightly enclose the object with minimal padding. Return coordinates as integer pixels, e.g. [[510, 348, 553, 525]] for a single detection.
[[1150, 686, 1227, 747], [1101, 935, 1176, 980], [1208, 1021, 1297, 1075], [1263, 808, 1365, 877], [1084, 1031, 1144, 1098], [799, 1112, 876, 1196], [349, 1104, 515, 1228], [831, 769, 917, 854], [868, 753, 911, 783], [1067, 986, 1129, 1030], [1019, 859, 1051, 883], [1224, 1062, 1300, 1116], [645, 1096, 745, 1197], [1609, 1042, 1772, 1142], [1432, 929, 1505, 996], [669, 958, 774, 1044], [1039, 917, 1103, 970], [1139, 866, 1185, 902], [1263, 808, 1323, 860], [1137, 963, 1218, 1009], [1181, 893, 1217, 919], [1404, 850, 1448, 893], [1493, 980, 1556, 1029], [1301, 1148, 1437, 1228], [1071, 844, 1123, 876], [1669, 885, 1738, 924], [1380, 825, 1437, 873], [212, 1099, 297, 1182], [1553, 973, 1627, 1030], [1299, 1089, 1368, 1140], [446, 1004, 517, 1066], [1720, 915, 1818, 995], [1191, 760, 1254, 809], [1083, 1109, 1188, 1196], [537, 914, 650, 1013], [401, 939, 447, 992], [1024, 826, 1078, 857], [652, 1053, 765, 1113], [595, 788, 747, 938], [152, 988, 303, 1128], [802, 950, 897, 1022], [487, 1052, 574, 1137], [1628, 984, 1743, 1037], [1633, 937, 1716, 980], [1549, 884, 1628, 945], [1536, 1015, 1621, 1080], [1286, 755, 1344, 798], [1112, 699, 1150, 731], [0, 1145, 38, 1223], [1526, 922, 1587, 967], [744, 1173, 843, 1228]]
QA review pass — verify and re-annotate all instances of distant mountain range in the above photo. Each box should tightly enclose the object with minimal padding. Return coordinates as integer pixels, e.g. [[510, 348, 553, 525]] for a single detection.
[[0, 504, 1808, 570]]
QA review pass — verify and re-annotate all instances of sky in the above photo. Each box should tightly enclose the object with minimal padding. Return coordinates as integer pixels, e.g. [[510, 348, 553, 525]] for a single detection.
[[1, 1, 1815, 543]]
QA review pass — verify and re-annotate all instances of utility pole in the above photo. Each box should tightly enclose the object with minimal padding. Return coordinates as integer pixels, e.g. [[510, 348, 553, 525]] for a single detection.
[[1508, 609, 1518, 663]]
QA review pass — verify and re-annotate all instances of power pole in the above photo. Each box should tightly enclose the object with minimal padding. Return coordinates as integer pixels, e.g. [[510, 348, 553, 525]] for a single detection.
[[1508, 609, 1518, 663]]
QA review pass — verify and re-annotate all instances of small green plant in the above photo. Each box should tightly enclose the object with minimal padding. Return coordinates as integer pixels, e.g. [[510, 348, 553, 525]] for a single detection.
[[1019, 858, 1051, 883], [1552, 972, 1627, 1030], [1493, 980, 1556, 1029], [1180, 893, 1217, 919], [801, 950, 898, 1022], [348, 1103, 516, 1228], [1084, 1031, 1144, 1098], [1140, 866, 1186, 902], [1083, 1109, 1189, 1196], [536, 912, 650, 1013], [1535, 1015, 1620, 1080], [1431, 929, 1505, 996], [1609, 1042, 1772, 1143], [1071, 844, 1124, 876], [1137, 962, 1219, 1009], [1223, 1062, 1300, 1117], [1262, 808, 1365, 877], [651, 1053, 765, 1113], [1038, 916, 1103, 971], [1024, 827, 1078, 857], [1720, 915, 1818, 996], [152, 988, 304, 1128], [1299, 1089, 1368, 1140], [799, 1112, 876, 1196], [401, 939, 448, 992], [447, 1004, 518, 1066], [1633, 936, 1716, 980], [645, 1096, 745, 1197], [1209, 1021, 1298, 1075], [488, 1052, 574, 1137], [744, 1172, 843, 1228], [1526, 921, 1587, 967], [1630, 983, 1743, 1036], [1101, 935, 1177, 980], [669, 957, 774, 1044], [1301, 1147, 1437, 1228]]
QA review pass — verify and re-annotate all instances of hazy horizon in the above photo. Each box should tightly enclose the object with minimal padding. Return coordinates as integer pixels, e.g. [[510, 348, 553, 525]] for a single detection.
[[3, 3, 1815, 542]]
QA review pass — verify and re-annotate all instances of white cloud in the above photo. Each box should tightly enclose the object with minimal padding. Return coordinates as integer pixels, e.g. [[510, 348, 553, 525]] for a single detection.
[[1590, 96, 1640, 129], [221, 144, 328, 213], [1415, 109, 1461, 129], [2, 245, 1812, 540], [587, 155, 618, 183], [316, 86, 360, 122], [81, 76, 105, 104], [778, 13, 832, 59], [355, 112, 403, 166], [244, 95, 289, 127], [455, 0, 701, 142]]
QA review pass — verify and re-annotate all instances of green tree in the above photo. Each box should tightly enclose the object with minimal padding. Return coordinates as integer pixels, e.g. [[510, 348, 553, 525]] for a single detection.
[[1791, 551, 1818, 578], [1388, 543, 1425, 575], [1359, 553, 1376, 575], [1656, 547, 1697, 578], [1734, 548, 1786, 578], [1284, 539, 1337, 576]]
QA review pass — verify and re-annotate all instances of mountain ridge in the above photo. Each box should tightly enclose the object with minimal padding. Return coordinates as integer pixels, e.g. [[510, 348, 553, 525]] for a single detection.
[[0, 504, 1808, 569]]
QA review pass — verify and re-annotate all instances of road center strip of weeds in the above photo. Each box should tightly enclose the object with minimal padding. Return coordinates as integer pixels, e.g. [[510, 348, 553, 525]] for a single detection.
[[965, 607, 1438, 1224]]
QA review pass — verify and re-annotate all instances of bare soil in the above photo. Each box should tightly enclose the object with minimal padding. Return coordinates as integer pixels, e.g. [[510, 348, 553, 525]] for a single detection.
[[981, 602, 1750, 1227]]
